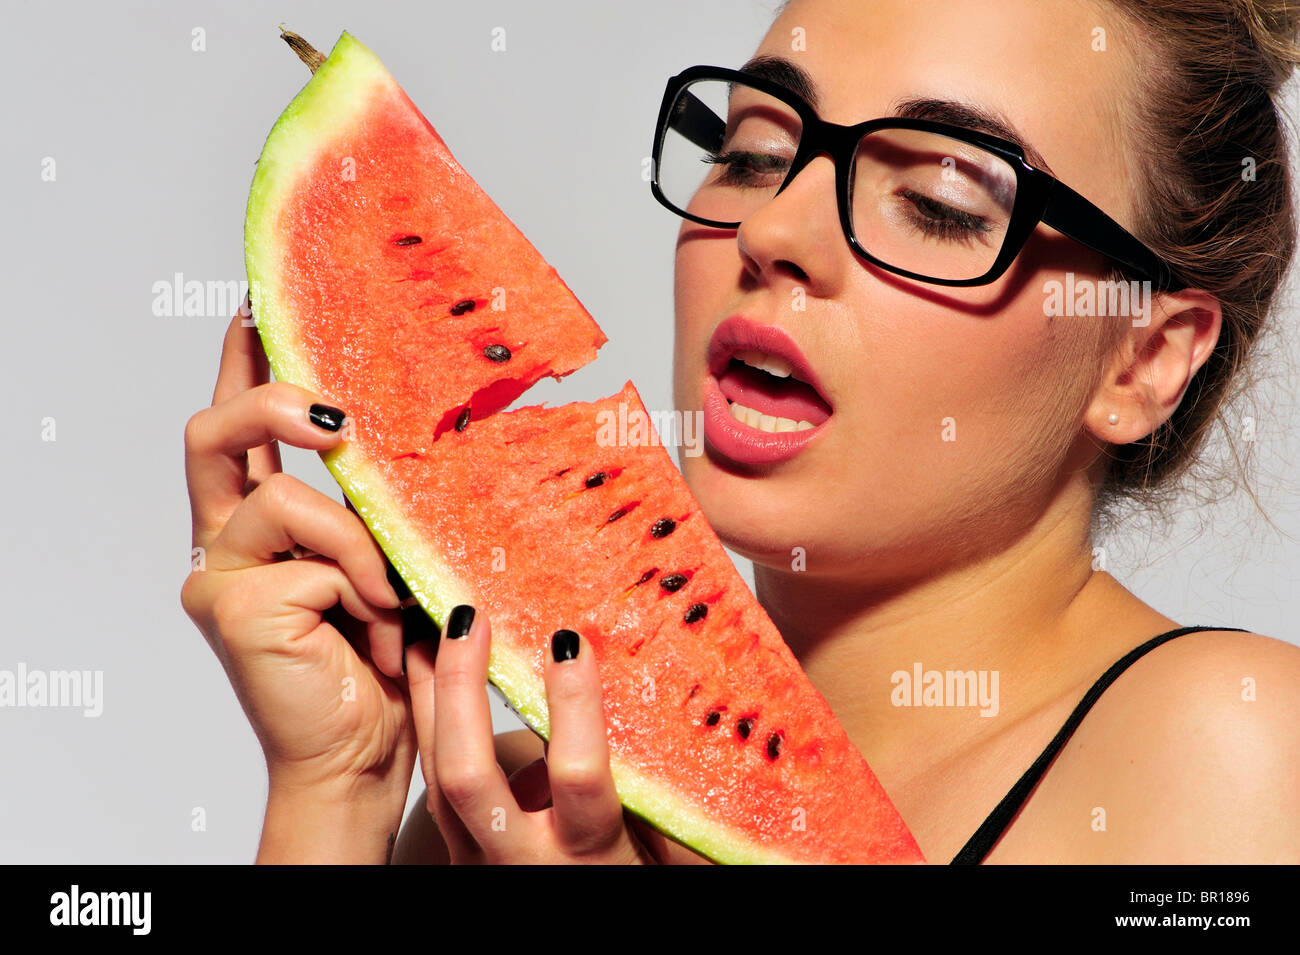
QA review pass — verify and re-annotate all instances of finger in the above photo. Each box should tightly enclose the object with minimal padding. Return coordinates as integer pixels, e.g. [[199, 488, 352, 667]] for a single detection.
[[195, 556, 398, 664], [280, 557, 404, 657], [344, 495, 409, 607], [543, 629, 624, 854], [404, 634, 480, 861], [323, 599, 406, 679], [207, 473, 403, 671], [213, 303, 282, 483], [212, 301, 262, 404], [185, 377, 348, 551], [433, 606, 523, 849]]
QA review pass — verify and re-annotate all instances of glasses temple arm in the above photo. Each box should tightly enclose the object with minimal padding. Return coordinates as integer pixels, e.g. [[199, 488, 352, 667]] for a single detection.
[[667, 90, 726, 153], [1040, 179, 1180, 291]]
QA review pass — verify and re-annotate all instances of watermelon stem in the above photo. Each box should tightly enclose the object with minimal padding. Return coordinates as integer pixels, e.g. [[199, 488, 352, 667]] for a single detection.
[[278, 25, 324, 74]]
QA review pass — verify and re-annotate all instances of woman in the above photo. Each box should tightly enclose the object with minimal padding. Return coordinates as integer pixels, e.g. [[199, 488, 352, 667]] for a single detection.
[[182, 0, 1300, 863]]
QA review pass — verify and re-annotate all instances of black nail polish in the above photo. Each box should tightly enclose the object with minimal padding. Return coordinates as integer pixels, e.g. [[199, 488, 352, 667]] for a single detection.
[[402, 605, 440, 646], [400, 605, 441, 675], [308, 403, 346, 431], [386, 560, 412, 602], [551, 629, 579, 663], [446, 604, 476, 640]]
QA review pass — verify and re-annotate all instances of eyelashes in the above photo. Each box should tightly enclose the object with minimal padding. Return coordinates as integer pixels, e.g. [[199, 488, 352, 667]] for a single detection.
[[896, 188, 993, 242], [701, 150, 996, 246]]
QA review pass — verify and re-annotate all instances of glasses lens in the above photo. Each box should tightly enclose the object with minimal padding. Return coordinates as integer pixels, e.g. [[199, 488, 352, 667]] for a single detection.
[[657, 77, 801, 225], [851, 128, 1017, 282]]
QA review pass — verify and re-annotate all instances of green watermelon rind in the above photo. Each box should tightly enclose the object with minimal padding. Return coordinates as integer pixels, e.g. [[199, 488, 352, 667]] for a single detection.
[[244, 30, 865, 865], [245, 33, 480, 631], [326, 438, 797, 866]]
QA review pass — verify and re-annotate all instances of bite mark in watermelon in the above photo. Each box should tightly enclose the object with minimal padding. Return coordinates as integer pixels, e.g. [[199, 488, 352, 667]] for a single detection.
[[244, 30, 924, 865]]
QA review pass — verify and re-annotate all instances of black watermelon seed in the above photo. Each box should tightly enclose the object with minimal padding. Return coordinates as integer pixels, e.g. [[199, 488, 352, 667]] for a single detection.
[[450, 298, 476, 315], [650, 517, 677, 538], [659, 574, 688, 593], [766, 732, 783, 759], [395, 235, 422, 246], [483, 344, 512, 362], [688, 683, 701, 699], [634, 568, 658, 587], [705, 710, 721, 727], [454, 407, 471, 432], [737, 717, 755, 740], [683, 602, 708, 623], [606, 506, 631, 524], [554, 467, 571, 477], [585, 471, 608, 488]]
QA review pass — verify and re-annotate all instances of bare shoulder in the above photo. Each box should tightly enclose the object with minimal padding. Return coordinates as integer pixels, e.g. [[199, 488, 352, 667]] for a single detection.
[[391, 728, 543, 865], [1034, 630, 1300, 862], [1109, 629, 1300, 731]]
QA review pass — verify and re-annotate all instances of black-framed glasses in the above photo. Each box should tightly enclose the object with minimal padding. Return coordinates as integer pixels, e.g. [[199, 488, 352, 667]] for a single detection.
[[650, 65, 1182, 290]]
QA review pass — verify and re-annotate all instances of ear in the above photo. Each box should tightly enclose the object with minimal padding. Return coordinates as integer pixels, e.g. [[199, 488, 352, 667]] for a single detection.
[[1083, 288, 1223, 444]]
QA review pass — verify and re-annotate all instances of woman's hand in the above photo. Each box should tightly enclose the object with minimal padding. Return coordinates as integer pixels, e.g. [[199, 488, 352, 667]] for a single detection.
[[404, 605, 655, 864], [181, 306, 418, 861]]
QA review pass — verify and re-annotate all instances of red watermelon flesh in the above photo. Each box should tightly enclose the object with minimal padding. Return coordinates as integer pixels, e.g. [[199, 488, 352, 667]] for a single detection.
[[245, 32, 605, 463], [245, 30, 924, 864], [379, 384, 922, 863]]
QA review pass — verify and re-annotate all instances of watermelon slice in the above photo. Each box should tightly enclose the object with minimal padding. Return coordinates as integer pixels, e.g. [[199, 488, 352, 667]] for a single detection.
[[244, 30, 923, 864]]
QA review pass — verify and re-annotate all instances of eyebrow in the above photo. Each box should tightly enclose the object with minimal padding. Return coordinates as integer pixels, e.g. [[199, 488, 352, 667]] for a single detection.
[[737, 54, 1055, 175], [890, 97, 1055, 175], [738, 54, 821, 109]]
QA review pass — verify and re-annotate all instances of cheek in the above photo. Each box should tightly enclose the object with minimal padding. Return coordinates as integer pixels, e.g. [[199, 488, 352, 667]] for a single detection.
[[671, 230, 734, 407], [839, 284, 1097, 535], [904, 296, 1097, 494]]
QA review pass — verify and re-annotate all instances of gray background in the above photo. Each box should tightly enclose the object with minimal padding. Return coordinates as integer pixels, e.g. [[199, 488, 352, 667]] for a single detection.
[[1, 0, 1296, 863]]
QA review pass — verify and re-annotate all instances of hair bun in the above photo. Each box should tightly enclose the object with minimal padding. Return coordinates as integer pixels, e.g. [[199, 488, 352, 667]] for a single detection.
[[1231, 0, 1300, 88]]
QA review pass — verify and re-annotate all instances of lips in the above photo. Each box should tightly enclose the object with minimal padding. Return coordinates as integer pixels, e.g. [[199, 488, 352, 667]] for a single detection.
[[707, 318, 833, 406], [702, 316, 833, 465]]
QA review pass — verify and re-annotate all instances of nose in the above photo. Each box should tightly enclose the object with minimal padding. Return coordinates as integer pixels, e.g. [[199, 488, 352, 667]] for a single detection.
[[734, 154, 847, 299]]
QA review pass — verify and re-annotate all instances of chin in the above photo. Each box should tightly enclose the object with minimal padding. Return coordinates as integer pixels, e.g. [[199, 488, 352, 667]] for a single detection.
[[679, 446, 810, 569]]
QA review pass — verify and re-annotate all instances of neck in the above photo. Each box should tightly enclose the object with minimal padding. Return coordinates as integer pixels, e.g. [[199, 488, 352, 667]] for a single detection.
[[752, 475, 1148, 786]]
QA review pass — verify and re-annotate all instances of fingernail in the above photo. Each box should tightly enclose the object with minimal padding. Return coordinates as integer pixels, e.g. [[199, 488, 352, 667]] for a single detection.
[[385, 584, 403, 609], [386, 561, 412, 600], [400, 605, 441, 675], [446, 604, 476, 640], [308, 403, 346, 432], [402, 604, 441, 645], [551, 629, 579, 663], [382, 564, 406, 608]]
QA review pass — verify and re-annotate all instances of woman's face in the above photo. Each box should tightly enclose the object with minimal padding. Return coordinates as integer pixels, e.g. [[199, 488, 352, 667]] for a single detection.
[[673, 0, 1137, 582]]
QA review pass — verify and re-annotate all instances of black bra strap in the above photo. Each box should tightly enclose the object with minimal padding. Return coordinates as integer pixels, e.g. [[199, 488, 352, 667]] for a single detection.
[[950, 624, 1248, 864]]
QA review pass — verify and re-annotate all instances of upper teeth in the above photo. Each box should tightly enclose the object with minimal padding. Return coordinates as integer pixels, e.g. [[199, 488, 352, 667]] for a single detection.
[[736, 349, 795, 379]]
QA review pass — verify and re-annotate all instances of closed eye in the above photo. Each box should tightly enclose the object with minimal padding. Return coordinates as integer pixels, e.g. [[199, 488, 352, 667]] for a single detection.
[[702, 150, 791, 187], [897, 188, 993, 243]]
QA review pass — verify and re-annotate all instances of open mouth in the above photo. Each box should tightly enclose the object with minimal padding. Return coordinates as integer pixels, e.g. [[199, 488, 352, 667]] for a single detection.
[[716, 350, 833, 432], [706, 317, 834, 432], [702, 317, 833, 466]]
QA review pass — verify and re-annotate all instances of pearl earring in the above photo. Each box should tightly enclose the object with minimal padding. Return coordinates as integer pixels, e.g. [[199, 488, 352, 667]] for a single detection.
[[1107, 413, 1119, 425]]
